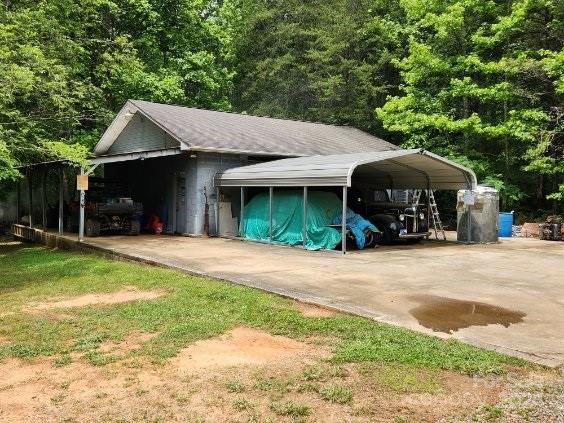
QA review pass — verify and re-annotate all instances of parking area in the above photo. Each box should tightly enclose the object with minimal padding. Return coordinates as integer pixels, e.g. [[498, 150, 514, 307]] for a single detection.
[[67, 232, 564, 367]]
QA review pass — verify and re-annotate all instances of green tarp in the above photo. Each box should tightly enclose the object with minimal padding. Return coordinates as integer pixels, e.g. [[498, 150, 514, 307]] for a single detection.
[[240, 190, 343, 250]]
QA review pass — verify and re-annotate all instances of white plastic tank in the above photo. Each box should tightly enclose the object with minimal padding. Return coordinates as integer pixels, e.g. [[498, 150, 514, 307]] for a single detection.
[[456, 186, 499, 243]]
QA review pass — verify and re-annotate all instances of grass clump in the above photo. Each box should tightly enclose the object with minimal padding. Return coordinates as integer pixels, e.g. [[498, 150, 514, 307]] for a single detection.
[[254, 376, 292, 394], [302, 364, 326, 381], [232, 398, 253, 411], [478, 404, 503, 421], [270, 400, 310, 417], [53, 354, 72, 367], [226, 379, 245, 393], [319, 384, 353, 404], [84, 351, 117, 366], [360, 363, 442, 394]]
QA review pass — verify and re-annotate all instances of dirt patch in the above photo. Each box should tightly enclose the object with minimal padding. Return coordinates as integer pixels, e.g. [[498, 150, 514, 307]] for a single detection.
[[99, 332, 158, 355], [24, 286, 165, 311], [296, 301, 339, 317], [173, 327, 317, 371], [0, 338, 553, 423]]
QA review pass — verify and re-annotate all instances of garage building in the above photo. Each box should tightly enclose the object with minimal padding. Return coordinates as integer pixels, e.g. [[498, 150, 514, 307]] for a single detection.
[[88, 100, 476, 247], [0, 99, 475, 251]]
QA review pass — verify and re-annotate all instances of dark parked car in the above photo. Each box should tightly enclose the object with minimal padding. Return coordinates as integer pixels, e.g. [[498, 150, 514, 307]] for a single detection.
[[367, 190, 429, 243], [349, 189, 430, 244]]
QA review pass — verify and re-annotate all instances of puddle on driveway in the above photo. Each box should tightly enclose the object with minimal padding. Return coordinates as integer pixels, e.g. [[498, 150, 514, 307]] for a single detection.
[[408, 295, 526, 334]]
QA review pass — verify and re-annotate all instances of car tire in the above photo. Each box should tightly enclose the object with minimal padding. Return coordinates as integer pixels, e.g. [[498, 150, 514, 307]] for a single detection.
[[375, 225, 394, 245], [85, 219, 101, 237]]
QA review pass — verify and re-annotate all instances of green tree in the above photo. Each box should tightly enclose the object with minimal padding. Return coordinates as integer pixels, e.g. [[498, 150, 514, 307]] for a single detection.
[[377, 0, 563, 209], [231, 0, 407, 134], [0, 0, 235, 182]]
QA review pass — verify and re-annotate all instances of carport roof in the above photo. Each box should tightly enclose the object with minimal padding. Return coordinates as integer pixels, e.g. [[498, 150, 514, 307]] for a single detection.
[[215, 149, 477, 190]]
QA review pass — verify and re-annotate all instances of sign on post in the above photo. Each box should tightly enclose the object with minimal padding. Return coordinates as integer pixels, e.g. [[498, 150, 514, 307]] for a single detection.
[[76, 174, 89, 191], [463, 190, 475, 205]]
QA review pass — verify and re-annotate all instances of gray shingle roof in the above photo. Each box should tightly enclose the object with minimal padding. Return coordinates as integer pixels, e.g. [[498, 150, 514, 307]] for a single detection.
[[119, 100, 398, 156]]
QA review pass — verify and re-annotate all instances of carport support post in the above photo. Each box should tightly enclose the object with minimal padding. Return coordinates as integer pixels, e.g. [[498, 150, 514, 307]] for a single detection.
[[268, 187, 273, 243], [302, 187, 307, 248], [78, 167, 85, 242], [58, 168, 64, 235], [466, 203, 472, 244], [341, 186, 347, 254], [426, 179, 431, 239], [239, 187, 245, 237]]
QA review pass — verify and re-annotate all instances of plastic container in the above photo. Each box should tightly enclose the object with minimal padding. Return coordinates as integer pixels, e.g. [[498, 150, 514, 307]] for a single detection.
[[498, 212, 513, 237]]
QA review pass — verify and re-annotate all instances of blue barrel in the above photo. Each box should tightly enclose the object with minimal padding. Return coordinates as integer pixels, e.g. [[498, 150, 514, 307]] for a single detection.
[[498, 212, 513, 237]]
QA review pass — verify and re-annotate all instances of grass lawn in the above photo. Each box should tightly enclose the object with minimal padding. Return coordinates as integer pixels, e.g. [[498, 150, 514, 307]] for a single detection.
[[1, 240, 561, 422]]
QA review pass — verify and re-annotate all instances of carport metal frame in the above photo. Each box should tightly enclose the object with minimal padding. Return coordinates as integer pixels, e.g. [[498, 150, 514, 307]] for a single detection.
[[215, 149, 477, 254], [15, 161, 69, 236], [230, 185, 348, 253]]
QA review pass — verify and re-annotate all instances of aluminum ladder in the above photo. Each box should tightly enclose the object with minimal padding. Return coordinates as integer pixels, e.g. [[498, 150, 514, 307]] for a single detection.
[[412, 189, 446, 240]]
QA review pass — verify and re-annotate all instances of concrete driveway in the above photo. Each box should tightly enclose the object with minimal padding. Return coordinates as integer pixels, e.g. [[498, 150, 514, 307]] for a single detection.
[[79, 234, 563, 367]]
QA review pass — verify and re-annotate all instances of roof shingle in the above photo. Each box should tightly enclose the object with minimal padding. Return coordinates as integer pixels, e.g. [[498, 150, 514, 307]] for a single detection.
[[127, 100, 398, 156]]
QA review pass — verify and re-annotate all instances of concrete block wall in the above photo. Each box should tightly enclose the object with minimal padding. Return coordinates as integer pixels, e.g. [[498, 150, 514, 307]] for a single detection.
[[185, 153, 247, 235]]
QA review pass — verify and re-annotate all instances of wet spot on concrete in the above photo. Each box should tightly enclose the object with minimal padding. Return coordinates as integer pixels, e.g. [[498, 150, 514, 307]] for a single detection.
[[408, 295, 526, 334]]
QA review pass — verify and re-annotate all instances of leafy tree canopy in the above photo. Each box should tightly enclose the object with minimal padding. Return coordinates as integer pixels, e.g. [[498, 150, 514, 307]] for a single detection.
[[0, 0, 234, 182], [376, 0, 563, 206], [1, 0, 562, 212]]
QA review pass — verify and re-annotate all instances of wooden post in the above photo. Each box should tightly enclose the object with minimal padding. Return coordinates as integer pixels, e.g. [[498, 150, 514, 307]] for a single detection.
[[341, 186, 347, 254], [78, 167, 85, 241]]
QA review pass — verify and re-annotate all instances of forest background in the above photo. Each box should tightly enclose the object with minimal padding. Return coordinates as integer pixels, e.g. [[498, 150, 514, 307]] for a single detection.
[[1, 0, 562, 214]]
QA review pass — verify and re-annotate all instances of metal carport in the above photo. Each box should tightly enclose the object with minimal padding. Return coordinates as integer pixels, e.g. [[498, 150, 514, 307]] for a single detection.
[[215, 149, 477, 253]]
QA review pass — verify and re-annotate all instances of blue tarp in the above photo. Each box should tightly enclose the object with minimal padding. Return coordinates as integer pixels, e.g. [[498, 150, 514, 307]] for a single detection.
[[332, 209, 379, 249]]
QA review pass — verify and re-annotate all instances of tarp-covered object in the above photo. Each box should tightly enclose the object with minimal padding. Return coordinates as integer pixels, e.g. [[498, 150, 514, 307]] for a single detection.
[[240, 191, 343, 250], [332, 210, 379, 249]]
